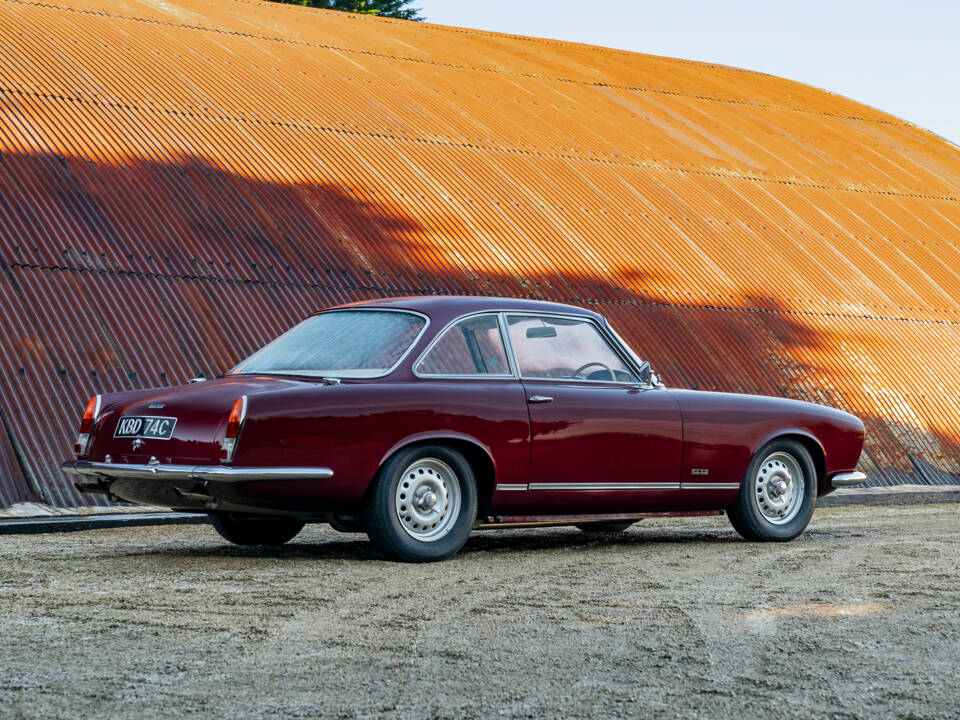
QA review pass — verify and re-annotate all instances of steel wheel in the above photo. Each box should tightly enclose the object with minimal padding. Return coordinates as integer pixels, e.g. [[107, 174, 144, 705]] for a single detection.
[[394, 457, 462, 542], [363, 444, 478, 562], [727, 439, 817, 542], [753, 451, 806, 525]]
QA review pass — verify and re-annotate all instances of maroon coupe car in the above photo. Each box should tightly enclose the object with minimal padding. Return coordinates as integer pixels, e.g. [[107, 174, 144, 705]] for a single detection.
[[63, 296, 865, 562]]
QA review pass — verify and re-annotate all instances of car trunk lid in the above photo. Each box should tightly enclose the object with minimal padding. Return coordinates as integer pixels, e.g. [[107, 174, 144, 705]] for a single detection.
[[86, 376, 309, 464]]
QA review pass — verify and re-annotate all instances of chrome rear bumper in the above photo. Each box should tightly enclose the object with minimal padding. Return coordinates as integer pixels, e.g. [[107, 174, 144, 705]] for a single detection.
[[830, 471, 867, 488], [62, 460, 334, 483]]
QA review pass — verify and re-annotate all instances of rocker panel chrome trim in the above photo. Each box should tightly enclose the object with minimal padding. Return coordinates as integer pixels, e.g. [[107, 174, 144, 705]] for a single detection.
[[528, 482, 680, 491], [680, 482, 741, 490]]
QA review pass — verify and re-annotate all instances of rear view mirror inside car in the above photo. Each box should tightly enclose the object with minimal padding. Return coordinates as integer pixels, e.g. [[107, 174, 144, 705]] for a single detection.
[[526, 326, 558, 339]]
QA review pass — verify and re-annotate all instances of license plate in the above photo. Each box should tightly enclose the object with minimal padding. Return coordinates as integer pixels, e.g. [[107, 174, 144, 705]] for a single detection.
[[113, 416, 177, 440]]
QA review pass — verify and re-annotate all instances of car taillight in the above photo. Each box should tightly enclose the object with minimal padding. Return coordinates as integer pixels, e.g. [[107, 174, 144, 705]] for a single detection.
[[219, 395, 247, 463], [74, 394, 102, 455]]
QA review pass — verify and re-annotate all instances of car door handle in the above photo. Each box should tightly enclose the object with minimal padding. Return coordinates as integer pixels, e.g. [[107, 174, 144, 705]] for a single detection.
[[528, 395, 554, 404]]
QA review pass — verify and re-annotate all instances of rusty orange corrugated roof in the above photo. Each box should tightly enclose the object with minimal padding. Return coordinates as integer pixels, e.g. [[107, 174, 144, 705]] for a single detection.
[[0, 0, 959, 505]]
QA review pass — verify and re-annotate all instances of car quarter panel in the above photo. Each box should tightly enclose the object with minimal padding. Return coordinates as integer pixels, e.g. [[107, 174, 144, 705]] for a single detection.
[[219, 379, 530, 511], [669, 389, 865, 495]]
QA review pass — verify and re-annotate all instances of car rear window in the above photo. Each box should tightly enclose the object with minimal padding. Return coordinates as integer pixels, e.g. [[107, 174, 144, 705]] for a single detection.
[[230, 310, 426, 378]]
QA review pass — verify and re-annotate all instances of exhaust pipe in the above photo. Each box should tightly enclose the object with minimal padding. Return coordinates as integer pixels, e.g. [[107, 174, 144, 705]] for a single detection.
[[74, 481, 113, 496], [173, 487, 214, 504]]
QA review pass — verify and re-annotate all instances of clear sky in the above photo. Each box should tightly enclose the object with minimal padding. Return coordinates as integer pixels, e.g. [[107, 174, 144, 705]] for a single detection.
[[414, 0, 959, 146]]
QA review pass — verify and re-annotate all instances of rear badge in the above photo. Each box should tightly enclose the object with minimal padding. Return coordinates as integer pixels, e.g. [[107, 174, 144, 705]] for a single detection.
[[132, 439, 144, 451]]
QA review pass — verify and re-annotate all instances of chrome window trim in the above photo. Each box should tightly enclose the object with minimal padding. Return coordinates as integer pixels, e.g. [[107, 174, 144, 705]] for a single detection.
[[229, 308, 430, 381], [498, 311, 520, 377], [605, 324, 654, 388], [502, 311, 645, 387], [413, 310, 518, 380]]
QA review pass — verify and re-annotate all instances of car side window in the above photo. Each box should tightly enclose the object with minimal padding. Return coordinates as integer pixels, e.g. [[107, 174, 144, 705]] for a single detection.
[[506, 314, 636, 383], [416, 314, 510, 376]]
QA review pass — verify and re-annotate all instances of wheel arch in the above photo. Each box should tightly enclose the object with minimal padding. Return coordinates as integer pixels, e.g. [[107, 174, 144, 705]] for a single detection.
[[377, 432, 497, 519], [754, 429, 826, 495]]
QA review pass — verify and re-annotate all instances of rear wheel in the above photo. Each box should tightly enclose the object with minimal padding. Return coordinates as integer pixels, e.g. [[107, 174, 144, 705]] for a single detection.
[[727, 439, 817, 541], [210, 512, 305, 546], [575, 521, 636, 533], [362, 444, 477, 562]]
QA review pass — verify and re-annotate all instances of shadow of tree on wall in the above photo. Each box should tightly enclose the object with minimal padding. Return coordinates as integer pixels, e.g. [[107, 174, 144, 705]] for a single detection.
[[0, 148, 956, 506]]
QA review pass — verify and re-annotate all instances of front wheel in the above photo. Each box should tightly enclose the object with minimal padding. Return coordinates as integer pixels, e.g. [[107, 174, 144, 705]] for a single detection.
[[210, 512, 305, 546], [727, 440, 817, 541], [362, 445, 478, 562]]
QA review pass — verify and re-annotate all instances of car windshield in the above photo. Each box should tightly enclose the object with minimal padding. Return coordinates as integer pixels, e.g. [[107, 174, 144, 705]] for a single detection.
[[229, 310, 426, 378]]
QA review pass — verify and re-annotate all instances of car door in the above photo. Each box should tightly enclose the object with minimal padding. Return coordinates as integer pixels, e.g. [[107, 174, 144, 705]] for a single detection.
[[505, 313, 683, 513], [412, 312, 531, 497]]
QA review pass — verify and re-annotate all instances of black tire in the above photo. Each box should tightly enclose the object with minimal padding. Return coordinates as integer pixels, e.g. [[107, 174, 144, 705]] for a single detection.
[[362, 444, 478, 562], [328, 515, 364, 533], [575, 521, 636, 533], [727, 439, 817, 542], [210, 512, 305, 546]]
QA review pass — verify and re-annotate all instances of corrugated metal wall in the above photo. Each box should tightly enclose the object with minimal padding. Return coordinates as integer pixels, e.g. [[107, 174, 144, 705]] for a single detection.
[[1, 0, 958, 506]]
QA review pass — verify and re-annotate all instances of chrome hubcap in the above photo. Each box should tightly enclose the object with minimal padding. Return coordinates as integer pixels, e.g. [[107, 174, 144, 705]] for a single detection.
[[414, 488, 438, 511], [395, 458, 461, 542], [754, 451, 805, 525]]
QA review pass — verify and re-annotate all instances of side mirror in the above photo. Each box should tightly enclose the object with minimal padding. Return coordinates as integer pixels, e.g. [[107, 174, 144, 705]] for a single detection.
[[637, 361, 651, 385], [526, 326, 558, 339]]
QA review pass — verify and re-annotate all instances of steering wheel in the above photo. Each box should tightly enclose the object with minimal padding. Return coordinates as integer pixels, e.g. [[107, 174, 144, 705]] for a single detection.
[[571, 361, 615, 381]]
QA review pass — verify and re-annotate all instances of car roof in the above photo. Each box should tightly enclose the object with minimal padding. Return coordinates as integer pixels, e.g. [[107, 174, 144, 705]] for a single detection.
[[323, 295, 605, 322]]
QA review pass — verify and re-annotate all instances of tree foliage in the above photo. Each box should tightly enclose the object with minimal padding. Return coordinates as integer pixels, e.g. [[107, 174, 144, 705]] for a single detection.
[[267, 0, 423, 21]]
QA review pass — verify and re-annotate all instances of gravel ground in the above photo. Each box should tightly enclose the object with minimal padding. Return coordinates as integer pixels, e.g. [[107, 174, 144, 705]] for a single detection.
[[1, 504, 958, 719]]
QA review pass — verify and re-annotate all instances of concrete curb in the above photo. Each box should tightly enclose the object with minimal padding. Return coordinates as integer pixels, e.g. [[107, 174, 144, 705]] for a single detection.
[[818, 487, 960, 508], [0, 512, 209, 535]]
